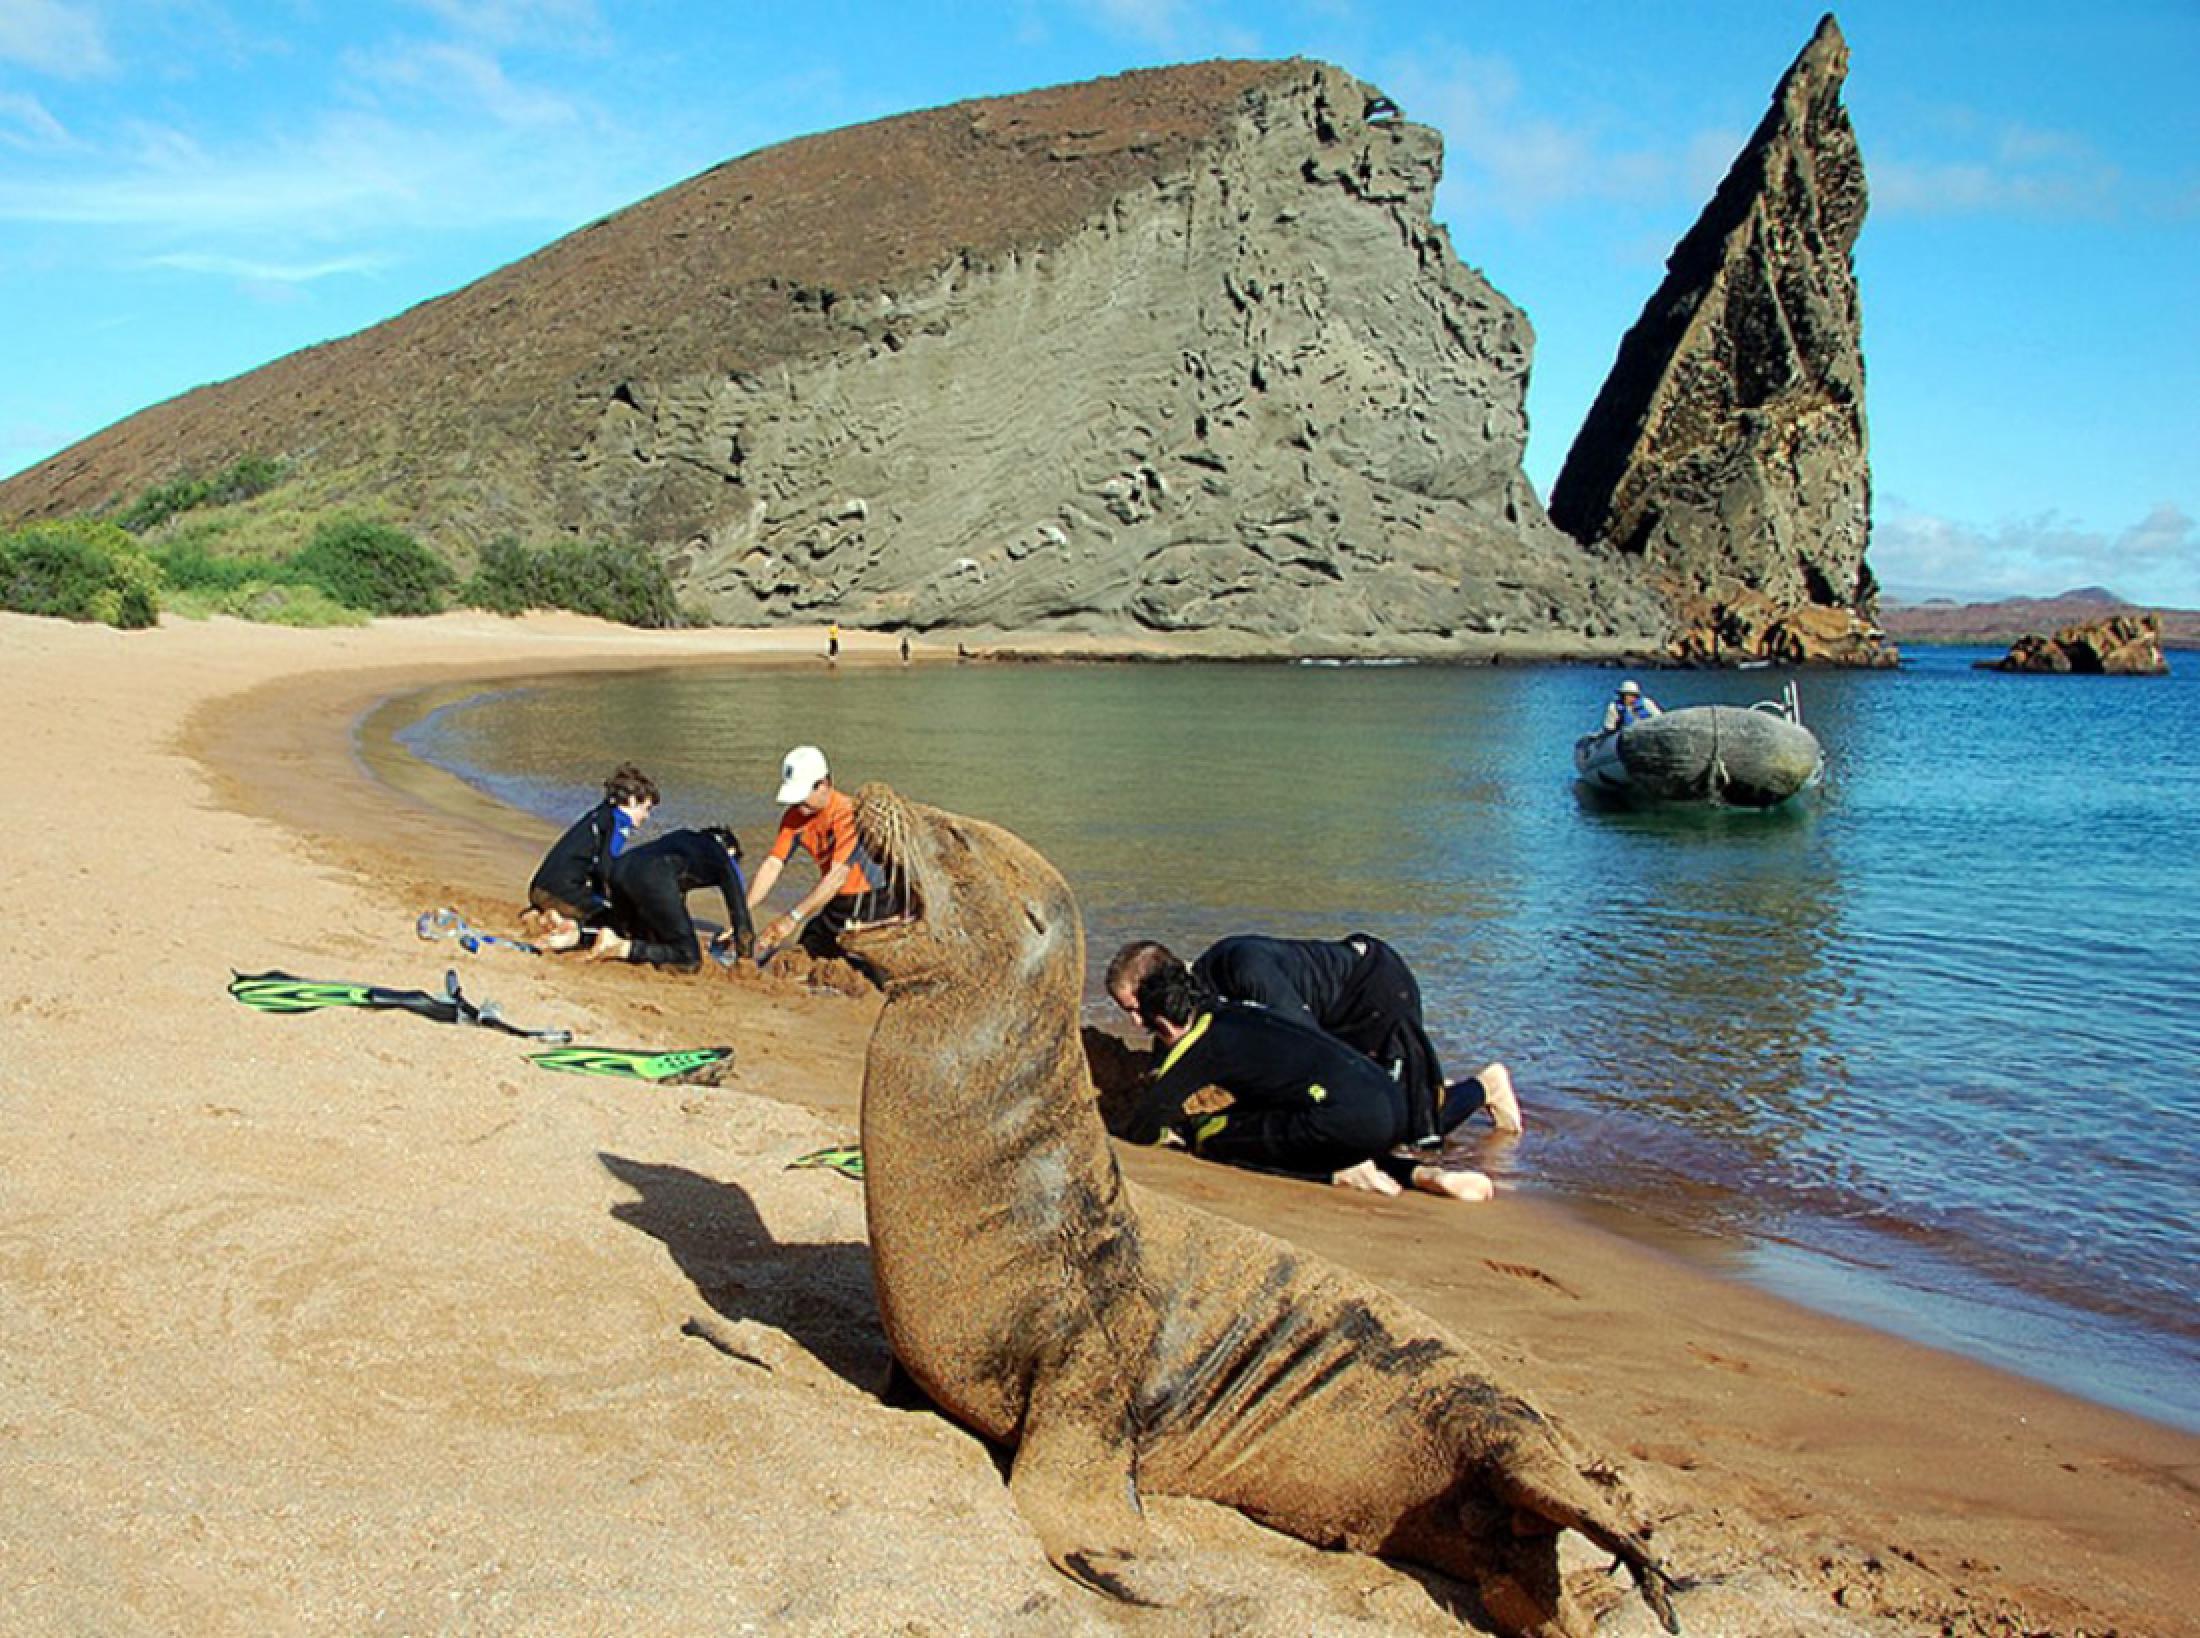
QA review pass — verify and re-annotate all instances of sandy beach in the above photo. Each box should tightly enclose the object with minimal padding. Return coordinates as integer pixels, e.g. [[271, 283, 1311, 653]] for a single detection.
[[2, 607, 2194, 1636]]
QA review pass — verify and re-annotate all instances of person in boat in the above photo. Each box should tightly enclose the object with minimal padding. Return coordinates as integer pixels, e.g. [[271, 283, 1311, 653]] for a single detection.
[[1110, 964, 1495, 1201], [1104, 935, 1520, 1150], [524, 763, 659, 951], [1601, 678, 1662, 733], [745, 744, 905, 967], [589, 826, 754, 969]]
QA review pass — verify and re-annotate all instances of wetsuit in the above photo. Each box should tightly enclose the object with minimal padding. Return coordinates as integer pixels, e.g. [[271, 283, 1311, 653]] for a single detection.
[[767, 788, 905, 959], [606, 829, 752, 969], [1192, 934, 1456, 1146], [529, 800, 639, 926], [1113, 1002, 1411, 1182]]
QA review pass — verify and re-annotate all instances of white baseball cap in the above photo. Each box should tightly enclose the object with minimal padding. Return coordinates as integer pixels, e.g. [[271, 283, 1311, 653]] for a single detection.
[[1618, 679, 1641, 695], [775, 744, 830, 804]]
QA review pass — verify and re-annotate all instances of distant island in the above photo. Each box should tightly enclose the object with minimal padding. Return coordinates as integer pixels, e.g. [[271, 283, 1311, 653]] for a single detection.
[[1879, 587, 2200, 650]]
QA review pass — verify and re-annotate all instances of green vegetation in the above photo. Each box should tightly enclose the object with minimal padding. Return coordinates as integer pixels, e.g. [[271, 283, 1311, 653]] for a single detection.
[[117, 454, 289, 534], [7, 481, 697, 631], [0, 519, 160, 628], [291, 518, 456, 616], [461, 536, 687, 628]]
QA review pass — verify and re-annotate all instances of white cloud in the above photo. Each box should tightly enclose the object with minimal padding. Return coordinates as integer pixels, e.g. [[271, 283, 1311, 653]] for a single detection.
[[0, 89, 71, 148], [349, 40, 582, 129], [144, 251, 391, 284], [0, 0, 109, 77], [404, 0, 605, 50], [1873, 500, 2200, 608], [1386, 49, 1723, 227], [1874, 114, 2120, 219]]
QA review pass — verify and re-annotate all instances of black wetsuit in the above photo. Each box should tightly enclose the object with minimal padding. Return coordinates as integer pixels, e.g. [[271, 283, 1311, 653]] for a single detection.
[[1192, 934, 1462, 1145], [1113, 1002, 1410, 1181], [606, 829, 753, 969], [529, 800, 633, 925]]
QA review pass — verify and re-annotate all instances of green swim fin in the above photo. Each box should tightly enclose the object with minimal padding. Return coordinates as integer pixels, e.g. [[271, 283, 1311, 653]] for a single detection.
[[526, 1045, 735, 1084], [227, 969, 571, 1042], [788, 1145, 864, 1180]]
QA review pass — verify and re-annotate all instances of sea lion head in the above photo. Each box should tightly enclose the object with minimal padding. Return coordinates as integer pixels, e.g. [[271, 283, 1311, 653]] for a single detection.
[[844, 781, 1082, 994]]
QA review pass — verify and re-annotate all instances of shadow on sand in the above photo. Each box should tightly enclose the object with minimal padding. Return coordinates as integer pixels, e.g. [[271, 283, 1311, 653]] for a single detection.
[[598, 1151, 894, 1396]]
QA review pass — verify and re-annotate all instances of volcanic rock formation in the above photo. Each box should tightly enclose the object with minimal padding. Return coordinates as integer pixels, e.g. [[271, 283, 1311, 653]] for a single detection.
[[0, 61, 1662, 652], [1549, 15, 1886, 666], [1982, 614, 2169, 676]]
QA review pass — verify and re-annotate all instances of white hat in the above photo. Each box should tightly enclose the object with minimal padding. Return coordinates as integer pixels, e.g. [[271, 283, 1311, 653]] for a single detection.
[[1618, 679, 1641, 695], [775, 744, 830, 804]]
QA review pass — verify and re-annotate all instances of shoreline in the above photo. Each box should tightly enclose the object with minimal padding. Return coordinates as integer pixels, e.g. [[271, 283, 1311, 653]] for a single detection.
[[5, 608, 2195, 1634]]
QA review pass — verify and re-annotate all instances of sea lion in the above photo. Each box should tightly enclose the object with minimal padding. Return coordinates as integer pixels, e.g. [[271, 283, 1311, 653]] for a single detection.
[[839, 783, 1680, 1638]]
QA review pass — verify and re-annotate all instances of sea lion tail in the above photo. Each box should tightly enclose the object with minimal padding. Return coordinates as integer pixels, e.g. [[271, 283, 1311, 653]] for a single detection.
[[1495, 1469, 1682, 1634]]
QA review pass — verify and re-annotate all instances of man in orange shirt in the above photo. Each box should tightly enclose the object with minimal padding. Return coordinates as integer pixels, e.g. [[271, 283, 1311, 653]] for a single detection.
[[745, 744, 902, 964]]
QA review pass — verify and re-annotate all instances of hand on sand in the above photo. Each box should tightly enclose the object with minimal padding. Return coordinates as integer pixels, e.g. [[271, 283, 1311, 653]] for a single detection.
[[585, 931, 632, 963], [1331, 1159, 1404, 1196]]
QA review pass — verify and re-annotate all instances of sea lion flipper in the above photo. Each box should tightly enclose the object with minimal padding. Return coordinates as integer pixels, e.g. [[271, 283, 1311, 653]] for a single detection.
[[1009, 1397, 1183, 1608]]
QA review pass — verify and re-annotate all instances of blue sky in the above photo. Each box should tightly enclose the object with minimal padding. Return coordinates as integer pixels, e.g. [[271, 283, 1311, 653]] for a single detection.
[[2, 1, 2194, 605]]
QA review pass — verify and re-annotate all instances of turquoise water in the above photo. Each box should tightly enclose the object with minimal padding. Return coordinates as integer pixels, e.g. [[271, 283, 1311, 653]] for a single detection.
[[398, 647, 2200, 1430]]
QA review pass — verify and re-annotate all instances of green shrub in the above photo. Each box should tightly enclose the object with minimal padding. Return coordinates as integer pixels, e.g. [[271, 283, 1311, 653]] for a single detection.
[[292, 518, 454, 616], [0, 519, 161, 629], [461, 536, 685, 628], [219, 580, 369, 627], [118, 454, 290, 534], [153, 538, 294, 594]]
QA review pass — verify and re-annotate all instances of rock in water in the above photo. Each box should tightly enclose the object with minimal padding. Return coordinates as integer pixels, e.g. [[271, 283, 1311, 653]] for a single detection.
[[1549, 15, 1889, 666], [0, 61, 1661, 654], [1982, 614, 2170, 675]]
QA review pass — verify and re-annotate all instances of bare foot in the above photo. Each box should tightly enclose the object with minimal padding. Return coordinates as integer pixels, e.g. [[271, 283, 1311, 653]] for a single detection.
[[586, 932, 632, 963], [1410, 1165, 1495, 1203], [541, 924, 583, 953], [1477, 1062, 1523, 1136], [1331, 1159, 1404, 1196]]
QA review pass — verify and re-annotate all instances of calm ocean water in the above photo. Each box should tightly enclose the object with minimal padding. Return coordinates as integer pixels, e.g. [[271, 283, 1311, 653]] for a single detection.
[[397, 645, 2200, 1430]]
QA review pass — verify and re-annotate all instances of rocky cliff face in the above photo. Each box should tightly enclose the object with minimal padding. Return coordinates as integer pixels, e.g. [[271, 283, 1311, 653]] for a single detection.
[[1549, 15, 1885, 666], [0, 60, 1660, 652]]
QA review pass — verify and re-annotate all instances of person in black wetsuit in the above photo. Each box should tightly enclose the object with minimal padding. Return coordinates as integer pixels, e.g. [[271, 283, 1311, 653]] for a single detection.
[[1104, 934, 1520, 1146], [1112, 966, 1492, 1202], [588, 826, 755, 970], [525, 764, 659, 950]]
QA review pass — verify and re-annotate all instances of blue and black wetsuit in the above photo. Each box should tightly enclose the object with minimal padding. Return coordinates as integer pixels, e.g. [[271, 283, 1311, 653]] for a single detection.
[[529, 800, 639, 926], [1193, 934, 1457, 1146], [1113, 1001, 1411, 1182], [606, 829, 752, 969]]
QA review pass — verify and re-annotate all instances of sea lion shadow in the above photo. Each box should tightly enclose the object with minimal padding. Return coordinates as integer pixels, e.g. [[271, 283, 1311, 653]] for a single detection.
[[597, 1151, 894, 1397]]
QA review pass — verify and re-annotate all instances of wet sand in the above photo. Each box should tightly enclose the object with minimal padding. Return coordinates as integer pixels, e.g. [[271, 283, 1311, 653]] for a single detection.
[[2, 608, 2194, 1636]]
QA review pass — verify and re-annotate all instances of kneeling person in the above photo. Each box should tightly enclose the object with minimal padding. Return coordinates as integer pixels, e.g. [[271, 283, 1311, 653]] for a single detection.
[[591, 826, 753, 969], [1117, 965, 1492, 1202]]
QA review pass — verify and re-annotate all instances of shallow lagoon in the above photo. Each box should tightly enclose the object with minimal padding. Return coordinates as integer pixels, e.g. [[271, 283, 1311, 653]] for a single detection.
[[399, 644, 2200, 1430]]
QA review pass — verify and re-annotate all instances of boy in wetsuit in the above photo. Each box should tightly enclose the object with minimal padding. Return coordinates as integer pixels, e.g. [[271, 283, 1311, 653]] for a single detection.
[[526, 764, 659, 950], [1116, 966, 1492, 1201], [745, 745, 904, 965], [589, 826, 754, 969], [1105, 934, 1519, 1145]]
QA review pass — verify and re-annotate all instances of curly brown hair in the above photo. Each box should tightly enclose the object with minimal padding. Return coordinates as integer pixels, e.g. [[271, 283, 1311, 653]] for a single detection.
[[603, 763, 660, 807]]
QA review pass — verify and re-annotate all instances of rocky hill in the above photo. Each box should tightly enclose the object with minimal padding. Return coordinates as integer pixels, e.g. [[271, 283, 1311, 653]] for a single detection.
[[4, 60, 1674, 652], [1882, 588, 2200, 648]]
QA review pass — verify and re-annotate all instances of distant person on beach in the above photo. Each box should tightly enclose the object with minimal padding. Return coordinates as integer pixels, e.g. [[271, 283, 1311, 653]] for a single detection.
[[827, 622, 841, 661], [1105, 934, 1520, 1149], [1111, 965, 1495, 1202], [525, 764, 658, 951], [588, 825, 753, 969], [1601, 678, 1661, 733], [745, 744, 904, 966], [899, 633, 911, 665]]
